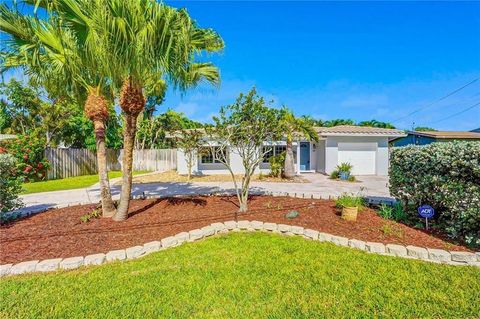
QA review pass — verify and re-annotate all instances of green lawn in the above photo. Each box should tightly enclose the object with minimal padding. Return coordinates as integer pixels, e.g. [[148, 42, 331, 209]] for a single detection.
[[1, 233, 479, 318], [21, 171, 150, 194]]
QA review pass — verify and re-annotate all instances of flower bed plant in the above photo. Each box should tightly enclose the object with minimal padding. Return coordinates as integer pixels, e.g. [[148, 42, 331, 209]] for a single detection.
[[390, 141, 480, 247]]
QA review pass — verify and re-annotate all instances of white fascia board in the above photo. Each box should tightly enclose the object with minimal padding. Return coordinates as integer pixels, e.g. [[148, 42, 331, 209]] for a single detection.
[[321, 133, 407, 138]]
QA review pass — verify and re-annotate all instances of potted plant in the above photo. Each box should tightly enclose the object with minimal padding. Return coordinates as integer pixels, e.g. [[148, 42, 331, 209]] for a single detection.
[[335, 193, 364, 221], [337, 162, 353, 180]]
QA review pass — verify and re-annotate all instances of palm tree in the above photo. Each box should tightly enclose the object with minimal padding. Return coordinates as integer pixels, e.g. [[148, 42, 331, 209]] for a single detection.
[[93, 1, 223, 221], [0, 2, 117, 216], [278, 108, 318, 179]]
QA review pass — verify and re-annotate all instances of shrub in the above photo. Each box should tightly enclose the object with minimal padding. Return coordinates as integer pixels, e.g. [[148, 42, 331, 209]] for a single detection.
[[335, 193, 364, 210], [0, 153, 24, 215], [336, 162, 353, 173], [330, 170, 339, 179], [389, 141, 480, 247], [269, 151, 285, 178], [2, 134, 49, 182], [378, 203, 407, 222]]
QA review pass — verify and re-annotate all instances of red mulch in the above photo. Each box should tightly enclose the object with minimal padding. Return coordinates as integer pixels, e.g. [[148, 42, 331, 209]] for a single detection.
[[0, 196, 471, 264]]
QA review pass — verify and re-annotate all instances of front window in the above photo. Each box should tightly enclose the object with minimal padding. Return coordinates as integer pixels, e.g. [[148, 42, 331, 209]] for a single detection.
[[200, 147, 227, 164], [262, 145, 287, 163]]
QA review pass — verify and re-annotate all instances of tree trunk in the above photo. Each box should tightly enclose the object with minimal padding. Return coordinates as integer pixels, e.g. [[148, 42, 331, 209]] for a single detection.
[[113, 114, 138, 221], [94, 120, 117, 217], [284, 138, 295, 178]]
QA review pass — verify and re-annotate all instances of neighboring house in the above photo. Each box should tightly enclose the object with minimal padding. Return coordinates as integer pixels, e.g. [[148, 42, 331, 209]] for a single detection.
[[0, 134, 17, 142], [177, 125, 406, 176], [390, 130, 480, 147]]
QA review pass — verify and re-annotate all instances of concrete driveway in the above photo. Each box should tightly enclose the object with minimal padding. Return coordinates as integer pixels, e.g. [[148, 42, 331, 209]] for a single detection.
[[17, 173, 390, 215]]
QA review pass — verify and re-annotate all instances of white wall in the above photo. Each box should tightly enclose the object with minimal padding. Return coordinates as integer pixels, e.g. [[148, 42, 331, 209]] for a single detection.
[[316, 140, 326, 173], [324, 136, 390, 176]]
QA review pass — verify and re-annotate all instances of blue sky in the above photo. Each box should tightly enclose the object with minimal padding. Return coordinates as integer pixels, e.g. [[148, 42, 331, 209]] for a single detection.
[[2, 1, 480, 130], [163, 1, 480, 130]]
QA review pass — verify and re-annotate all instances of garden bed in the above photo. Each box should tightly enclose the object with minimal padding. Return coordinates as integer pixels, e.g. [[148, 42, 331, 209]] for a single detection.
[[0, 196, 470, 264]]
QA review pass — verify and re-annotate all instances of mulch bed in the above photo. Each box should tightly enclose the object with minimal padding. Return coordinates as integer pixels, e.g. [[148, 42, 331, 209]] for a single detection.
[[0, 196, 471, 264]]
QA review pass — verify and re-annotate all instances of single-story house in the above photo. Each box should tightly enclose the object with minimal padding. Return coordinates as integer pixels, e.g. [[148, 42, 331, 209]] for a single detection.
[[390, 130, 480, 147], [177, 125, 406, 176]]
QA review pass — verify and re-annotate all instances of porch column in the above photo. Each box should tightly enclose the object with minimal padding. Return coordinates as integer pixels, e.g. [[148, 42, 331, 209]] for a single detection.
[[296, 140, 301, 174]]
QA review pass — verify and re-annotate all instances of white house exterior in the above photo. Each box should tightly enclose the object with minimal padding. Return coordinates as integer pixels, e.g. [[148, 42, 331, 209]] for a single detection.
[[176, 125, 406, 176]]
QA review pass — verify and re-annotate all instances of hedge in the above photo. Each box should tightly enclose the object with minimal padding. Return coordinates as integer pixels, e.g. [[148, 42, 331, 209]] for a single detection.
[[0, 153, 24, 215], [389, 141, 480, 247]]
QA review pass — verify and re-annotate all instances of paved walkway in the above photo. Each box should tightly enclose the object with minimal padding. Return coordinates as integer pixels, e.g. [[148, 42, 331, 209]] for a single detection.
[[17, 174, 390, 214]]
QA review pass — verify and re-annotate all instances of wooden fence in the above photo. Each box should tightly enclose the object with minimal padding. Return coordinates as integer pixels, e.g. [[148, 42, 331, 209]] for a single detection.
[[45, 148, 176, 180]]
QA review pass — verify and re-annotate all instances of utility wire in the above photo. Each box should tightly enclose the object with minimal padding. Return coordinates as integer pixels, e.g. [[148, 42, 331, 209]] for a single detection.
[[429, 101, 480, 125], [393, 78, 479, 123]]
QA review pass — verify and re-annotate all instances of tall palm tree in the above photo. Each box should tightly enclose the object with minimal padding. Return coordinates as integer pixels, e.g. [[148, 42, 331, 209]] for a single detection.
[[94, 0, 223, 221], [278, 108, 319, 179], [0, 2, 117, 216]]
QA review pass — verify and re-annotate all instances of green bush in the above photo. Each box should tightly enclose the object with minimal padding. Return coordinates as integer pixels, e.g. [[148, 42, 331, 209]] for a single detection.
[[336, 162, 353, 173], [269, 151, 285, 178], [335, 193, 364, 209], [2, 134, 50, 182], [330, 170, 339, 179], [378, 203, 406, 222], [0, 153, 24, 215], [389, 141, 480, 247]]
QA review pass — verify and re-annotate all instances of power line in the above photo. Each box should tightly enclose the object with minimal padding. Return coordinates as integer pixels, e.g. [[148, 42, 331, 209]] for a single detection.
[[393, 78, 479, 123], [429, 101, 480, 125]]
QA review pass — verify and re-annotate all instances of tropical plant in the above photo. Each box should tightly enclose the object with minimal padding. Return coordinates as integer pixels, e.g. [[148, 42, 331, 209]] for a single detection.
[[414, 126, 437, 132], [335, 193, 364, 209], [268, 151, 285, 178], [358, 119, 396, 129], [0, 1, 118, 217], [0, 153, 23, 215], [337, 162, 352, 174], [278, 108, 318, 178], [208, 87, 283, 212]]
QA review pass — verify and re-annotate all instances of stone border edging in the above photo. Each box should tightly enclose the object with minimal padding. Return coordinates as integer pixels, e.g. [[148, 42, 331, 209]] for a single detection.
[[1, 220, 479, 277]]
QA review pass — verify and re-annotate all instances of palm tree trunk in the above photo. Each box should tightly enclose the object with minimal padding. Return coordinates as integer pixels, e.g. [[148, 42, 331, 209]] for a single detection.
[[113, 113, 138, 221], [283, 138, 295, 178], [93, 120, 117, 217]]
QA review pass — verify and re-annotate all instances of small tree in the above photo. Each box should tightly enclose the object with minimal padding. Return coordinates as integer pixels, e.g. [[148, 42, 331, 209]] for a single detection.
[[175, 129, 204, 180], [0, 153, 24, 215], [208, 88, 282, 212]]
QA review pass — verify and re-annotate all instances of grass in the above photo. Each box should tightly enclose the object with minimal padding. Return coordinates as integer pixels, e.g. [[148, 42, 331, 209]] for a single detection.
[[1, 232, 479, 318], [21, 170, 150, 194], [130, 170, 308, 184]]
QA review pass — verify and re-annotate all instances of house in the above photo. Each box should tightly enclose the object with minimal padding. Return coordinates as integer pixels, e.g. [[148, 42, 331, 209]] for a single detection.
[[390, 130, 480, 147], [176, 125, 406, 176]]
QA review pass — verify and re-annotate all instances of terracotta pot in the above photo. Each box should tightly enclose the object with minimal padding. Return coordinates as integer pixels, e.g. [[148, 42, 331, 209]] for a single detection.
[[342, 206, 358, 221]]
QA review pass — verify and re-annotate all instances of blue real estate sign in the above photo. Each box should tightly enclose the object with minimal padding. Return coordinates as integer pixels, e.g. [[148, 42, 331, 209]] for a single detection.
[[418, 205, 435, 218]]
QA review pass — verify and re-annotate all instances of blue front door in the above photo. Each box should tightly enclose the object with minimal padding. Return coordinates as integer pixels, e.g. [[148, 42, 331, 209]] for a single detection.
[[300, 142, 310, 171]]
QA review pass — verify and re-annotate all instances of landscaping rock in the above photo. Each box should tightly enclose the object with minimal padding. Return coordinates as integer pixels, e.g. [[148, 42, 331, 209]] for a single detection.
[[348, 239, 366, 250], [386, 244, 407, 257], [427, 249, 451, 262], [467, 261, 480, 267], [175, 232, 190, 244], [250, 220, 264, 230], [406, 245, 429, 259], [237, 220, 252, 230], [161, 236, 178, 248], [84, 253, 106, 266], [201, 226, 215, 237], [285, 210, 299, 219], [290, 226, 304, 235], [60, 256, 84, 270], [263, 222, 277, 231], [10, 260, 39, 275], [0, 264, 12, 277], [303, 229, 319, 240], [477, 252, 480, 262], [450, 251, 477, 263], [277, 224, 291, 233], [106, 249, 127, 262], [210, 222, 226, 232], [189, 229, 204, 241], [318, 232, 333, 242], [330, 235, 349, 247], [126, 246, 145, 259], [36, 258, 62, 272], [224, 221, 237, 230], [365, 242, 386, 253], [143, 241, 161, 254]]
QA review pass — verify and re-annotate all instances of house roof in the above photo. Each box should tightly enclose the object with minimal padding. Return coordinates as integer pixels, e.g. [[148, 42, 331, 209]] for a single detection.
[[0, 134, 17, 141], [314, 125, 406, 137], [407, 131, 480, 139]]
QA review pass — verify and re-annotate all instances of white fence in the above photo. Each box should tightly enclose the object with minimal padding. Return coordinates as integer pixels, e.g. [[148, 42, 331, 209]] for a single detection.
[[45, 148, 176, 180]]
